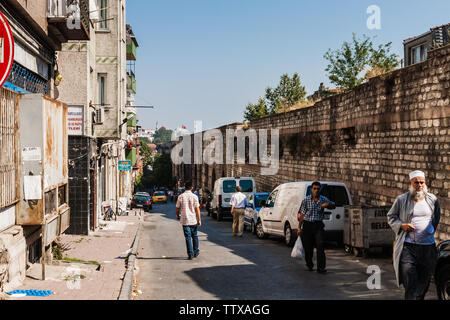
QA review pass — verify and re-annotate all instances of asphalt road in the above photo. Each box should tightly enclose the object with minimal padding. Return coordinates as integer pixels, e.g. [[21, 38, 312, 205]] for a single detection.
[[134, 202, 438, 300]]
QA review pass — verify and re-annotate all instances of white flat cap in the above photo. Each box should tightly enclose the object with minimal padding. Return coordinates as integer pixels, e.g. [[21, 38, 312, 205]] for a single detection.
[[409, 170, 425, 180]]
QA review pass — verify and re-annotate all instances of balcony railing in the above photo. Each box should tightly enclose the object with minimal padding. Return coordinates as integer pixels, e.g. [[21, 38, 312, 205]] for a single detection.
[[47, 0, 90, 41]]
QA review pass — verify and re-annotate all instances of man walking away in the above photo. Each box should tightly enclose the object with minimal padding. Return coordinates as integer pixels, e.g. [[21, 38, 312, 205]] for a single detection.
[[176, 181, 202, 260], [230, 186, 249, 237], [297, 181, 336, 274], [387, 170, 440, 300]]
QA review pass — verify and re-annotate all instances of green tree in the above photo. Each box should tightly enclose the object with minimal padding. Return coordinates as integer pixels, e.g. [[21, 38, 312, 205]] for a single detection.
[[139, 140, 154, 167], [265, 73, 306, 114], [244, 97, 269, 121], [153, 127, 173, 145], [324, 33, 399, 90]]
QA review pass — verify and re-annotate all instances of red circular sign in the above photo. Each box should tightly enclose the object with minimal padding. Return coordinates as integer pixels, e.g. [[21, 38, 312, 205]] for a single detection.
[[0, 11, 14, 88]]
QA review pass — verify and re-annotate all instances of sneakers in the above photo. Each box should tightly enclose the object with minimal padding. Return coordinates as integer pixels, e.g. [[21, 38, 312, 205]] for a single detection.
[[194, 252, 200, 258], [317, 269, 327, 274], [187, 256, 193, 260]]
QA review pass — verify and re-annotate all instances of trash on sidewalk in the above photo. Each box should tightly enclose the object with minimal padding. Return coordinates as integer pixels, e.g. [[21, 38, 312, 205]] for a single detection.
[[8, 290, 54, 297]]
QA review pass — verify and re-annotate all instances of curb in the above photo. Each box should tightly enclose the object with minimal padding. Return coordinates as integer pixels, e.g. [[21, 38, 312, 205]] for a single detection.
[[118, 220, 142, 300]]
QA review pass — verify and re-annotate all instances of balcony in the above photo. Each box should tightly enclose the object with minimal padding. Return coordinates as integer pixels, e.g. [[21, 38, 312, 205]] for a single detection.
[[47, 0, 90, 41], [126, 25, 139, 60], [127, 71, 137, 94], [126, 148, 137, 166]]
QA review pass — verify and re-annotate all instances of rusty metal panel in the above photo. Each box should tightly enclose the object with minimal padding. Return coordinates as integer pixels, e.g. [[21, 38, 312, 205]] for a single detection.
[[43, 96, 68, 191], [59, 208, 70, 234], [44, 215, 60, 246], [0, 88, 19, 209]]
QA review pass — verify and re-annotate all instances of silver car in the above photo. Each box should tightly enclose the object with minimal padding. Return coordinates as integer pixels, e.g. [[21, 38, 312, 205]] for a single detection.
[[244, 193, 270, 234]]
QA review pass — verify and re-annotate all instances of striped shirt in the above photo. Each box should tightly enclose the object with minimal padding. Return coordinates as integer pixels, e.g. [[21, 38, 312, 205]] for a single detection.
[[176, 190, 200, 226], [298, 195, 335, 222]]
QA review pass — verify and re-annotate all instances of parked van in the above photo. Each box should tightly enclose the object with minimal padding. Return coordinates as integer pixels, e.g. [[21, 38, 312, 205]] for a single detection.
[[210, 177, 256, 221], [256, 181, 353, 246]]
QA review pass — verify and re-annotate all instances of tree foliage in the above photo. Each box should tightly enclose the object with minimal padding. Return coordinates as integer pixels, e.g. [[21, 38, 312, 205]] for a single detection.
[[139, 140, 153, 167], [265, 73, 306, 114], [324, 34, 400, 90], [244, 97, 269, 122], [243, 73, 306, 121], [152, 127, 173, 145]]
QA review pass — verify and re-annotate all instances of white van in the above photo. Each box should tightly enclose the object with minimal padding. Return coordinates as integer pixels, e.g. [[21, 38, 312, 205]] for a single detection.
[[210, 177, 256, 221], [256, 181, 353, 246]]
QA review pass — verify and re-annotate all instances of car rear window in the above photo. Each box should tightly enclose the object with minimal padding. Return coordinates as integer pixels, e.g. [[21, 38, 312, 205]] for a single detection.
[[306, 185, 350, 207], [134, 196, 147, 201], [154, 192, 165, 196], [222, 180, 236, 193], [239, 180, 253, 192]]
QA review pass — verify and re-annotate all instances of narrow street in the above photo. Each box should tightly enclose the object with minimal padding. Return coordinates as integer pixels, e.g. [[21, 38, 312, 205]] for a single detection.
[[134, 202, 438, 300]]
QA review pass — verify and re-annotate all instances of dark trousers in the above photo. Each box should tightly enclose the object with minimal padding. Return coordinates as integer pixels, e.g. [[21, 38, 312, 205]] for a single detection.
[[300, 221, 326, 271], [400, 242, 437, 300], [183, 225, 199, 257]]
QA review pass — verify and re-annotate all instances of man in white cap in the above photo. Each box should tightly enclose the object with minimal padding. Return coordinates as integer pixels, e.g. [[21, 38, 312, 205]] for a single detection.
[[387, 170, 441, 300]]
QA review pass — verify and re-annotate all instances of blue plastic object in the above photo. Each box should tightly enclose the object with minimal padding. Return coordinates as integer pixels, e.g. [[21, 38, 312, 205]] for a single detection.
[[7, 290, 54, 297]]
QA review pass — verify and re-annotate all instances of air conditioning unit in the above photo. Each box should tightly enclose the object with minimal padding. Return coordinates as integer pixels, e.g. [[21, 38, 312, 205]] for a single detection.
[[95, 108, 105, 124]]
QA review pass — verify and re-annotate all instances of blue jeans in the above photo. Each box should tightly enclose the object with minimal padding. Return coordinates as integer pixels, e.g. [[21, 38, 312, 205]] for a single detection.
[[400, 242, 438, 300], [183, 225, 199, 257]]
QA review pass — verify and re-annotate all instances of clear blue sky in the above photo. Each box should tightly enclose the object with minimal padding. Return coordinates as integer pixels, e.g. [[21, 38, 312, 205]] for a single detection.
[[127, 0, 450, 132]]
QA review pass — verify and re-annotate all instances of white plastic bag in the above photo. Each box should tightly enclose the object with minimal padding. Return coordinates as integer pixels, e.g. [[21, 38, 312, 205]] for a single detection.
[[291, 237, 304, 259]]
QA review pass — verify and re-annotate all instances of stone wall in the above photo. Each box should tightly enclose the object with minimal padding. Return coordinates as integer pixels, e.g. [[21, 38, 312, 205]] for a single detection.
[[173, 44, 450, 242]]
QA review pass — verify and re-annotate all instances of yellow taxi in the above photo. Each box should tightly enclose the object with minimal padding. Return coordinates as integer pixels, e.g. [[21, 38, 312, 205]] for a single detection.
[[152, 191, 168, 203]]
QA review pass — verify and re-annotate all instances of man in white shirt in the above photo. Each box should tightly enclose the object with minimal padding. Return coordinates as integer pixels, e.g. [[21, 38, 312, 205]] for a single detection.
[[176, 181, 202, 260], [230, 186, 249, 237], [387, 170, 441, 300]]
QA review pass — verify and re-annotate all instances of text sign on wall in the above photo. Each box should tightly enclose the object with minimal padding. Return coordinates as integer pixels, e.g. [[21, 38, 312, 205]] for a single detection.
[[67, 105, 84, 135], [119, 161, 132, 171], [0, 11, 14, 88]]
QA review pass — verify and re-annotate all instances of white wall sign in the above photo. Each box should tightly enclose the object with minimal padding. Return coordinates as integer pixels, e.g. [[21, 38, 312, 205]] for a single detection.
[[24, 175, 42, 200], [22, 147, 42, 161], [68, 105, 84, 136]]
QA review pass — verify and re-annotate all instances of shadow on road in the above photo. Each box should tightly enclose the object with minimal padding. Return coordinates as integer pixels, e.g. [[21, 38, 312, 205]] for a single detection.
[[140, 202, 409, 300]]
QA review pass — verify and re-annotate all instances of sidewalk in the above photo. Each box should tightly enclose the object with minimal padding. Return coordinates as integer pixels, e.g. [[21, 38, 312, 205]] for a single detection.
[[8, 211, 142, 300]]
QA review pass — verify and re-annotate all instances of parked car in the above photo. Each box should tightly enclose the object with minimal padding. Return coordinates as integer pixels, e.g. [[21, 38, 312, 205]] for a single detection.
[[210, 177, 256, 221], [135, 192, 151, 197], [256, 181, 353, 247], [244, 193, 270, 234], [131, 194, 152, 211], [435, 240, 450, 300], [152, 191, 168, 203]]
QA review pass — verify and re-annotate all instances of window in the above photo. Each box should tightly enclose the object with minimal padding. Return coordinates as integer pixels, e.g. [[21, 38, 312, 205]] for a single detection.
[[254, 194, 270, 209], [239, 180, 253, 192], [98, 74, 106, 106], [306, 185, 350, 207], [411, 44, 428, 64], [222, 180, 236, 193], [98, 0, 108, 29], [266, 191, 278, 208]]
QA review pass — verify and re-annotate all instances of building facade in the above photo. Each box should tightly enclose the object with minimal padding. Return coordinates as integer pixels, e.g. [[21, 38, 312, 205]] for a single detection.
[[0, 0, 91, 290]]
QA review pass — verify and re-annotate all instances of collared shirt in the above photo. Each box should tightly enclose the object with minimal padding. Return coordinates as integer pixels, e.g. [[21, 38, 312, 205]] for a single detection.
[[230, 192, 249, 208], [298, 195, 335, 222], [176, 190, 200, 226]]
